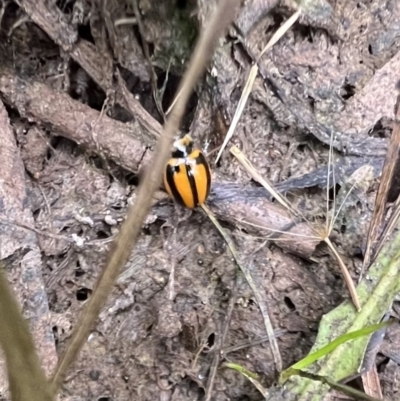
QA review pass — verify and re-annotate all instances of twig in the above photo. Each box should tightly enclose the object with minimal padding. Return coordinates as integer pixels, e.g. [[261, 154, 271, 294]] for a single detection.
[[222, 329, 287, 355], [324, 237, 361, 311], [131, 0, 165, 120], [204, 320, 223, 401], [0, 66, 149, 172], [372, 195, 400, 266], [50, 0, 241, 393], [14, 0, 77, 49], [115, 69, 162, 140], [0, 218, 75, 243]]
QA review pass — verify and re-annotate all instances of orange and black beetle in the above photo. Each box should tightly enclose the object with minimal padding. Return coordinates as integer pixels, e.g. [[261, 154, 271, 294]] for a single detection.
[[163, 135, 211, 208]]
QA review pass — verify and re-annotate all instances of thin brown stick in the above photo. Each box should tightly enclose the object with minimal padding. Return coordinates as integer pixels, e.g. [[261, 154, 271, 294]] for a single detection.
[[115, 69, 162, 141], [361, 313, 390, 399], [14, 0, 77, 49], [324, 238, 361, 311], [50, 0, 241, 393], [372, 195, 400, 265], [205, 320, 223, 401], [222, 329, 287, 355], [362, 95, 400, 271]]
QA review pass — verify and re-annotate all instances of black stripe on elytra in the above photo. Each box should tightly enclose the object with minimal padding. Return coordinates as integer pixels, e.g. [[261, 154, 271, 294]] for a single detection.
[[195, 152, 211, 199], [166, 164, 185, 206], [172, 141, 193, 159], [186, 163, 199, 207], [171, 149, 186, 158]]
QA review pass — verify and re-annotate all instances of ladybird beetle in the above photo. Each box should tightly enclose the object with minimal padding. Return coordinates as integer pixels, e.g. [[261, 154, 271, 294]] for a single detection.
[[163, 135, 211, 208]]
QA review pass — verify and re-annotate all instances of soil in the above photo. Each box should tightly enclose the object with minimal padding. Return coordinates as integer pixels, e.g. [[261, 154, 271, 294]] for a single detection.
[[0, 0, 400, 400]]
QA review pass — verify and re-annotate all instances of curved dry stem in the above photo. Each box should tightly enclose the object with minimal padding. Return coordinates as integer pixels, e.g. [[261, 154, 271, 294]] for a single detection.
[[326, 132, 334, 234], [330, 178, 361, 234], [214, 9, 301, 164], [324, 237, 361, 311], [230, 145, 321, 238], [233, 218, 321, 241]]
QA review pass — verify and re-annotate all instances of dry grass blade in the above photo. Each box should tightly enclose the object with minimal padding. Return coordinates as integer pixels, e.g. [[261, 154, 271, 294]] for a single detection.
[[214, 9, 301, 164], [201, 204, 282, 373], [324, 237, 361, 311], [0, 264, 53, 401], [330, 177, 363, 235], [326, 131, 335, 234], [233, 220, 320, 241], [258, 8, 301, 59], [372, 195, 400, 265], [214, 65, 258, 164], [366, 94, 400, 268], [361, 313, 389, 399], [165, 86, 183, 116], [50, 0, 242, 393], [114, 17, 137, 26], [230, 145, 316, 232], [363, 93, 400, 271], [323, 135, 361, 310], [230, 146, 295, 214], [230, 145, 362, 311], [362, 367, 383, 399]]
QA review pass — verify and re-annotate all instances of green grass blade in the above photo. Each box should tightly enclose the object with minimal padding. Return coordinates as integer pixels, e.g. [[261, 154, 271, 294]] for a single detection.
[[280, 321, 391, 383], [223, 362, 267, 398]]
